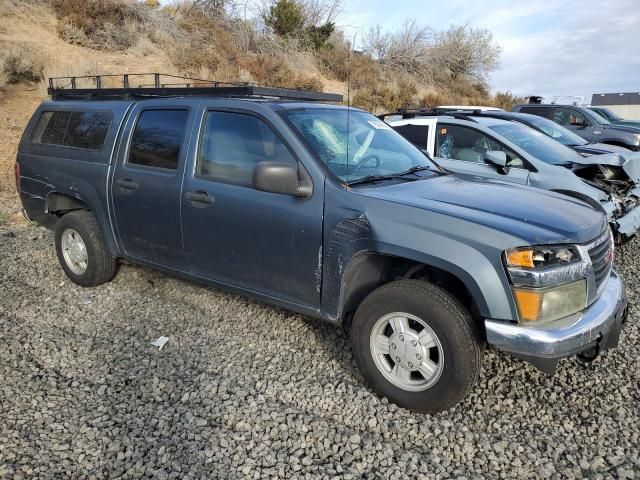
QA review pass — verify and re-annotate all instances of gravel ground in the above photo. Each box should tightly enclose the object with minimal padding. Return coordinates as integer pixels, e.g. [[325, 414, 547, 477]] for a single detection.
[[0, 224, 639, 480]]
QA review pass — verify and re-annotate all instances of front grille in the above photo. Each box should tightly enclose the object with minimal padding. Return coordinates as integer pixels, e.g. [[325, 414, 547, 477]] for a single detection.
[[589, 234, 613, 291]]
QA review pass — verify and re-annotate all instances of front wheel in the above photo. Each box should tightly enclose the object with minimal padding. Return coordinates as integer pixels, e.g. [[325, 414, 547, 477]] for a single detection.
[[351, 280, 482, 413]]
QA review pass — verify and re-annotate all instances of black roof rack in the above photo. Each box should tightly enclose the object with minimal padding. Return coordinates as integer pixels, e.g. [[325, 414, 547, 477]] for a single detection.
[[378, 107, 478, 123], [47, 73, 343, 102]]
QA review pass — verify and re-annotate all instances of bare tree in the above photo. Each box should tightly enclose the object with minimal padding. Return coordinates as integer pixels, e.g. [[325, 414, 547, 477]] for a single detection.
[[187, 0, 249, 18], [299, 0, 342, 25], [361, 20, 433, 78], [430, 22, 501, 82]]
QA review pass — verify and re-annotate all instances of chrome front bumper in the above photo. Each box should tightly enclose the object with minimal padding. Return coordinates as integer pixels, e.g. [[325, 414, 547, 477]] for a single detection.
[[485, 271, 628, 374]]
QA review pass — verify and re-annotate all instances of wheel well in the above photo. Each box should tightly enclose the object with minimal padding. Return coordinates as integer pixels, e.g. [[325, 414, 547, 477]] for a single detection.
[[46, 193, 90, 216], [340, 254, 482, 330]]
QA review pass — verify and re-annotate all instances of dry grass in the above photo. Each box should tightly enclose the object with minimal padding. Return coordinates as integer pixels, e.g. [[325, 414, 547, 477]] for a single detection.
[[52, 0, 149, 51], [352, 78, 417, 113], [0, 42, 46, 89]]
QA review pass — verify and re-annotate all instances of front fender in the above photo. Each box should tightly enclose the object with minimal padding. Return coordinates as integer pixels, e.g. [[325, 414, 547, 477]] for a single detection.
[[319, 213, 517, 323], [373, 235, 515, 321]]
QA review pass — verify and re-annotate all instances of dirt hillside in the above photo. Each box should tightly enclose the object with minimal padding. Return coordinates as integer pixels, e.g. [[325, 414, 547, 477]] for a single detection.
[[0, 2, 351, 226]]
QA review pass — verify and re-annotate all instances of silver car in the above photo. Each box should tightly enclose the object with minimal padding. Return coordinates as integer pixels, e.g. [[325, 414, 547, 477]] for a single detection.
[[385, 110, 640, 242]]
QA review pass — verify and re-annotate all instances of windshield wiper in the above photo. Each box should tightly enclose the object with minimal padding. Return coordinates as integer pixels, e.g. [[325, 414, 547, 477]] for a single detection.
[[347, 174, 403, 186], [395, 165, 432, 176], [347, 166, 434, 187]]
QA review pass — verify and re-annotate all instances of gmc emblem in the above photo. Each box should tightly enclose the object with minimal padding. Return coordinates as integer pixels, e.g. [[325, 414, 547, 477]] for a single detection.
[[604, 247, 614, 265]]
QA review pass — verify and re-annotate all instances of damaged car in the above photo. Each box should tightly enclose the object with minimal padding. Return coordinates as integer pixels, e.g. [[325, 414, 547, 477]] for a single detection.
[[384, 109, 640, 242]]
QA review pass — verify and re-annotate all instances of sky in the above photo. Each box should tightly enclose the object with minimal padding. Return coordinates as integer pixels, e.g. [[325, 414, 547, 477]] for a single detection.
[[333, 0, 640, 103]]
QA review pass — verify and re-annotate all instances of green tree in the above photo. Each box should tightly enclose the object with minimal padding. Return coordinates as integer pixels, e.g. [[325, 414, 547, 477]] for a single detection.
[[306, 21, 334, 49], [265, 0, 305, 38]]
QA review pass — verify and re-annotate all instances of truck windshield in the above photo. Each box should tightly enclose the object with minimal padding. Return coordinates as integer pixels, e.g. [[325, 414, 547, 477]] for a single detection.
[[593, 107, 622, 122], [283, 108, 439, 183], [489, 123, 582, 166], [587, 109, 611, 125], [519, 115, 588, 146]]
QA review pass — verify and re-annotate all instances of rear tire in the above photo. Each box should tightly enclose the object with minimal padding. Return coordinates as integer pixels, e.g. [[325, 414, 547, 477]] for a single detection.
[[55, 211, 117, 287], [351, 279, 482, 413]]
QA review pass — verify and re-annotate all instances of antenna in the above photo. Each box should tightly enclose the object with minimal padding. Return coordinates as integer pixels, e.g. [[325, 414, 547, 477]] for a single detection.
[[346, 32, 357, 182]]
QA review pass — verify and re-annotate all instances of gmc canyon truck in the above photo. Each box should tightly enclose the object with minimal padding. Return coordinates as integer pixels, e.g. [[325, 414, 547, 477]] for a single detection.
[[16, 74, 629, 413]]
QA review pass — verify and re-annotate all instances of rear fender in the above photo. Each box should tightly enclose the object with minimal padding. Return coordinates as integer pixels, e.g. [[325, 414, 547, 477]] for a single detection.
[[45, 190, 118, 256]]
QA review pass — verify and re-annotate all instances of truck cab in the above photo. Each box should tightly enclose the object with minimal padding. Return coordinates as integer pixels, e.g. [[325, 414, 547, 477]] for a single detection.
[[512, 103, 640, 151], [16, 74, 629, 413]]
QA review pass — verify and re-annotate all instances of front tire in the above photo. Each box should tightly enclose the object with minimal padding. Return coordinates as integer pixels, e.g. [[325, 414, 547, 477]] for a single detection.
[[55, 211, 117, 287], [351, 280, 482, 413]]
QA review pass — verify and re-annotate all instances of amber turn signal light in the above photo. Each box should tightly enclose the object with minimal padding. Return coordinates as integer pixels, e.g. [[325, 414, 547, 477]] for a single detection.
[[512, 289, 541, 322], [505, 249, 535, 269]]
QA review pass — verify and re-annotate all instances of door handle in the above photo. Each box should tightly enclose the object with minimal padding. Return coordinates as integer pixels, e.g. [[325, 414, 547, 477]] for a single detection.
[[115, 178, 138, 191], [185, 190, 214, 207]]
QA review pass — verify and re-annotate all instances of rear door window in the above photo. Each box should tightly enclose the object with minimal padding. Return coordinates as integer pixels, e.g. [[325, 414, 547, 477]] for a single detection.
[[128, 110, 189, 170], [392, 124, 429, 151], [31, 111, 112, 150], [518, 106, 553, 119], [64, 111, 112, 149]]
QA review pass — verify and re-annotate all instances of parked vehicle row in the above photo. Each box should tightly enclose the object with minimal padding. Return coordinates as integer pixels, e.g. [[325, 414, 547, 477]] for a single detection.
[[383, 108, 640, 242], [16, 74, 630, 413], [512, 103, 640, 151]]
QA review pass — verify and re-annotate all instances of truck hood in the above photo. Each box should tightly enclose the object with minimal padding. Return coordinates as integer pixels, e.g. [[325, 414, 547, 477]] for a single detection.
[[357, 175, 606, 245], [615, 120, 640, 129], [567, 151, 640, 183], [603, 123, 640, 134]]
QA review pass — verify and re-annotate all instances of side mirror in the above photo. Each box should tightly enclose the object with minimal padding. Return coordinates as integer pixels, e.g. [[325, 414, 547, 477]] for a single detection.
[[253, 161, 312, 198], [484, 150, 507, 167]]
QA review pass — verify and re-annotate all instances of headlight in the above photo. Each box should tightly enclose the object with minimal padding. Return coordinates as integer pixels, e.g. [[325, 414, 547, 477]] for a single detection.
[[504, 245, 586, 324], [634, 133, 640, 143], [505, 245, 580, 269], [512, 280, 587, 324]]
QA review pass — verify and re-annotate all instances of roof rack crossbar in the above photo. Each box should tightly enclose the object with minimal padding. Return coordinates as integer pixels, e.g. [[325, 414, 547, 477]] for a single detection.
[[378, 107, 478, 123], [47, 73, 343, 102]]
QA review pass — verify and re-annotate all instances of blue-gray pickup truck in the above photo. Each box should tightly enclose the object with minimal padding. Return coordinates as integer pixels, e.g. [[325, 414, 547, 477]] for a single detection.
[[15, 75, 629, 412]]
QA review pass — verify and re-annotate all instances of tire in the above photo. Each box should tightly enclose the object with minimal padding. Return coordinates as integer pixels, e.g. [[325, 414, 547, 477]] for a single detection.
[[351, 279, 482, 413], [54, 210, 117, 287]]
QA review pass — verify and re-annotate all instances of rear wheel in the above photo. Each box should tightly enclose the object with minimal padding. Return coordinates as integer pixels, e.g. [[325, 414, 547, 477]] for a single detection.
[[55, 211, 117, 287], [351, 279, 482, 413]]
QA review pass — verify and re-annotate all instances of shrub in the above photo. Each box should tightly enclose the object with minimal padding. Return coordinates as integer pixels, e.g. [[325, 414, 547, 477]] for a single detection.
[[0, 42, 46, 88], [352, 78, 417, 113], [419, 90, 454, 109], [240, 55, 322, 90], [493, 91, 526, 110], [52, 0, 147, 51], [318, 40, 378, 90], [305, 21, 335, 49]]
